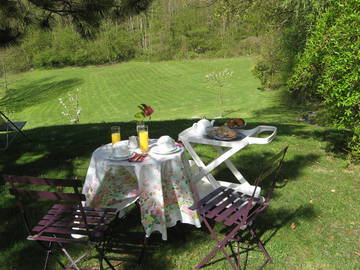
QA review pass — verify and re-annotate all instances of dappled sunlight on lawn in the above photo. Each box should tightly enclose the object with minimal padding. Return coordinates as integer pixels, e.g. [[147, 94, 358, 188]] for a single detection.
[[2, 117, 358, 269]]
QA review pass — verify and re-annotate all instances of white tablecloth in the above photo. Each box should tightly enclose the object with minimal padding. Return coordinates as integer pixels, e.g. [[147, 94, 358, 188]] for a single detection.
[[82, 141, 201, 240]]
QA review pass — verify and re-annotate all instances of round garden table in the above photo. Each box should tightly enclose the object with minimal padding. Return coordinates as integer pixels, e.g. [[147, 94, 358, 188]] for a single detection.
[[82, 140, 201, 240]]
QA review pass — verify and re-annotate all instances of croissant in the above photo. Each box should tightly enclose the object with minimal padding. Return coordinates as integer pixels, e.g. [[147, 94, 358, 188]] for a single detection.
[[208, 126, 237, 138], [227, 118, 245, 128]]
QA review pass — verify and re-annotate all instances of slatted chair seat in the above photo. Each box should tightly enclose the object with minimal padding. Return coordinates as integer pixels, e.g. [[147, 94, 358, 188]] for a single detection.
[[193, 187, 265, 227], [30, 204, 117, 243], [190, 146, 288, 270], [4, 175, 119, 270]]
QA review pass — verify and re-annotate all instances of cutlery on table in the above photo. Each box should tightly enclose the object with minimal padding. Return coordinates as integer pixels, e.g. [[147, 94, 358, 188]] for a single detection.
[[128, 153, 148, 162]]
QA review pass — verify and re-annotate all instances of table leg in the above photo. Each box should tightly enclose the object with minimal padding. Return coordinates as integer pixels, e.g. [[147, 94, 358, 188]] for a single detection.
[[181, 140, 220, 188], [213, 146, 247, 184]]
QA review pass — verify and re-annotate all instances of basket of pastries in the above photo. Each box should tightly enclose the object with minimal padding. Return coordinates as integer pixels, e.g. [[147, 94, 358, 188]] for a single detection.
[[226, 118, 246, 129]]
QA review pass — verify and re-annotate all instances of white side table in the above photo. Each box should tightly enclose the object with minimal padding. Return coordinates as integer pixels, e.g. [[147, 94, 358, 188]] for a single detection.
[[179, 125, 277, 197]]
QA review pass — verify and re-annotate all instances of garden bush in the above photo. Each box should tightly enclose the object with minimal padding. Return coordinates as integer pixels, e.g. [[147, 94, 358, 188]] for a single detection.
[[252, 31, 288, 89], [2, 22, 136, 70], [251, 0, 326, 90], [288, 0, 360, 157]]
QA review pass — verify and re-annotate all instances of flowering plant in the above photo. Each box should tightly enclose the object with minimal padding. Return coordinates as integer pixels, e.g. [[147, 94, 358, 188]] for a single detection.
[[206, 68, 233, 117], [59, 88, 81, 124], [134, 104, 154, 121]]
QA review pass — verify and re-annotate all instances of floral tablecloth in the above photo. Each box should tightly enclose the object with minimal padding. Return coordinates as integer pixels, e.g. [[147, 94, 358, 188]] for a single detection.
[[82, 142, 201, 240]]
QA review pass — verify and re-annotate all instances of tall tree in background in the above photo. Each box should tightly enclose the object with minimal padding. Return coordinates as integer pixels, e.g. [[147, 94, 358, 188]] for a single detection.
[[0, 0, 153, 47]]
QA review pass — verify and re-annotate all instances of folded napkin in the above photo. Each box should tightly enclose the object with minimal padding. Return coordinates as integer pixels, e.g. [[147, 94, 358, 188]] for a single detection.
[[128, 153, 148, 162]]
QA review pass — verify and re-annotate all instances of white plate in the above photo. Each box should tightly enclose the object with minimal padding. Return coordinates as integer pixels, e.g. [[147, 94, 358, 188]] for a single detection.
[[150, 145, 182, 155], [213, 135, 237, 141], [106, 152, 135, 161], [112, 153, 132, 158], [210, 133, 245, 141]]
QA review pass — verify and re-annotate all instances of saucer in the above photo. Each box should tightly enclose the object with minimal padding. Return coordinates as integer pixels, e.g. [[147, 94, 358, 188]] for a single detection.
[[113, 152, 131, 157], [107, 152, 135, 161], [150, 145, 181, 155]]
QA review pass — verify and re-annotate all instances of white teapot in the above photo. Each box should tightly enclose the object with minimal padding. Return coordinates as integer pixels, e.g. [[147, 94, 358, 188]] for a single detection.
[[192, 119, 215, 136]]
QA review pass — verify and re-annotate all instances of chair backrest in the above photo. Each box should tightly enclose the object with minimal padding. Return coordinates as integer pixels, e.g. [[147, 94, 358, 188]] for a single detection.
[[0, 111, 26, 131], [252, 146, 289, 202], [3, 175, 87, 237], [237, 146, 288, 225], [0, 111, 8, 130]]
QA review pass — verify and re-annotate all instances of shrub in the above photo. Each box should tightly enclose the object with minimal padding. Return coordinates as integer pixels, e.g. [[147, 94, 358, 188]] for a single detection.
[[252, 31, 287, 89], [3, 22, 136, 70], [288, 0, 360, 157]]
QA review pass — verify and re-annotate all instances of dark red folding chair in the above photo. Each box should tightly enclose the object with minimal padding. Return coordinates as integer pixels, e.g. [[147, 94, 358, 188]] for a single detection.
[[4, 175, 119, 270], [190, 146, 288, 270]]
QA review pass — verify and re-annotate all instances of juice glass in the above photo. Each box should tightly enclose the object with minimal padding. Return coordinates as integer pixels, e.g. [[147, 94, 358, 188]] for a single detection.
[[137, 124, 149, 152], [111, 126, 121, 144]]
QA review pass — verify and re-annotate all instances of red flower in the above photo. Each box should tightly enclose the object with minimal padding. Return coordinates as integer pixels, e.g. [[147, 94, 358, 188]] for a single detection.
[[143, 105, 154, 116], [135, 104, 155, 120]]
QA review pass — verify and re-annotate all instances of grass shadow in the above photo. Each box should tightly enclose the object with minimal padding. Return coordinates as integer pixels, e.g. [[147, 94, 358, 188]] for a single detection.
[[0, 76, 83, 113], [0, 118, 326, 269], [250, 101, 354, 159]]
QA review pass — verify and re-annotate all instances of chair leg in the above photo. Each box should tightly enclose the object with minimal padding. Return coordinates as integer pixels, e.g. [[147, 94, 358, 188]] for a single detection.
[[195, 218, 241, 270], [60, 247, 81, 270], [0, 132, 9, 150], [249, 228, 272, 269], [138, 235, 148, 264], [96, 249, 104, 270], [36, 240, 66, 269], [43, 242, 53, 270], [56, 241, 89, 270], [227, 241, 242, 270], [96, 245, 116, 270]]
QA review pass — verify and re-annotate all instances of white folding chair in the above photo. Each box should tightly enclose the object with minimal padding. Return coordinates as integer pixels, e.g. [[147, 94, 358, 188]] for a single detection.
[[0, 111, 28, 151]]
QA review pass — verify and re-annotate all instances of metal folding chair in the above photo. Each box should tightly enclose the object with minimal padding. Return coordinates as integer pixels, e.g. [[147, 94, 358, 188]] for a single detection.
[[190, 146, 288, 270], [4, 175, 119, 270], [0, 111, 28, 150]]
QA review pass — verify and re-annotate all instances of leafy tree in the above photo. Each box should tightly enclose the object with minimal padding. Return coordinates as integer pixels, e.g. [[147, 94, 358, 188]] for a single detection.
[[250, 0, 327, 89], [288, 0, 360, 156], [0, 0, 153, 46]]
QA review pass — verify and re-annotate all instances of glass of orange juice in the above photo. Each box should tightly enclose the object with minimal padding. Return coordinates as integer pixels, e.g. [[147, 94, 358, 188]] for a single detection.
[[137, 124, 149, 152], [111, 126, 121, 144]]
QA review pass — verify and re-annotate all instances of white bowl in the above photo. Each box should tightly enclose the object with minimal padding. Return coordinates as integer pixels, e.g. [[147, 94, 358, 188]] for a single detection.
[[158, 143, 176, 153], [158, 135, 175, 145], [157, 136, 176, 152]]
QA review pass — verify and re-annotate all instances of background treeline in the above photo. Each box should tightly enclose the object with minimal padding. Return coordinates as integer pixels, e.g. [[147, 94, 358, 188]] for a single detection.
[[1, 0, 262, 71], [1, 0, 359, 157]]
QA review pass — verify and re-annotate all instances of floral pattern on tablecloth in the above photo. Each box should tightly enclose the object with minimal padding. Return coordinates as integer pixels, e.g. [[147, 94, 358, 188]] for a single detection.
[[138, 158, 200, 240], [83, 165, 139, 208], [162, 159, 199, 224], [137, 163, 167, 238], [82, 143, 201, 240]]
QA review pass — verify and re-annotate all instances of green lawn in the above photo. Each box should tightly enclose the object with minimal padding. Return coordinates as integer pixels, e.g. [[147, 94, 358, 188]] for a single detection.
[[1, 57, 278, 128], [1, 58, 359, 270]]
